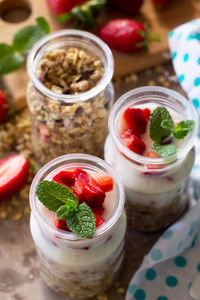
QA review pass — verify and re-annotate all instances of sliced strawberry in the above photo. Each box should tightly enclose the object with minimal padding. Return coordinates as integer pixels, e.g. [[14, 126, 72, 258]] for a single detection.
[[142, 108, 151, 120], [46, 0, 86, 16], [53, 168, 86, 187], [89, 173, 114, 193], [123, 108, 147, 135], [93, 212, 105, 227], [121, 130, 146, 155], [0, 155, 29, 202], [80, 184, 106, 208], [54, 214, 69, 231], [73, 173, 89, 196]]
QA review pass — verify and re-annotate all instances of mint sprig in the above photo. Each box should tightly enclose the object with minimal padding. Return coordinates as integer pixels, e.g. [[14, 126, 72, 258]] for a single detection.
[[149, 107, 195, 157], [0, 17, 50, 76], [36, 181, 96, 239]]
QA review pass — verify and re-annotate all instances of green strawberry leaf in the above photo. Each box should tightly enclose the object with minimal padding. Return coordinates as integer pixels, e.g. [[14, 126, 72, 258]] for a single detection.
[[173, 120, 195, 139], [13, 25, 46, 53], [0, 53, 24, 76], [149, 107, 174, 143], [36, 180, 78, 212], [57, 12, 73, 23], [153, 142, 176, 157], [67, 202, 96, 239], [36, 17, 50, 34], [0, 44, 14, 60]]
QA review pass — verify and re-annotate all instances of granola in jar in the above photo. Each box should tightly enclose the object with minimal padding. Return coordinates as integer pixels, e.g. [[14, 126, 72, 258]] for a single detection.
[[27, 30, 114, 165]]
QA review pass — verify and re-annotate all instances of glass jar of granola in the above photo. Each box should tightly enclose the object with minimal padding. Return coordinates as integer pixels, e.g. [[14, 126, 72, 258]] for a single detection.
[[29, 153, 126, 299], [105, 86, 198, 232], [27, 30, 114, 165]]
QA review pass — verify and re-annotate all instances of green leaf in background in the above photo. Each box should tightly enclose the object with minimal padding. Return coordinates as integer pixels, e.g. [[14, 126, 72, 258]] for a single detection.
[[67, 202, 96, 239], [36, 17, 50, 34], [173, 120, 195, 139], [13, 25, 46, 53], [0, 53, 24, 76], [57, 12, 73, 23], [0, 44, 14, 60], [153, 142, 176, 157]]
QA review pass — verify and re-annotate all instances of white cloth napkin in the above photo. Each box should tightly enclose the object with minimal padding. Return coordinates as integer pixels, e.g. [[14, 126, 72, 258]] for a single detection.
[[126, 19, 200, 300]]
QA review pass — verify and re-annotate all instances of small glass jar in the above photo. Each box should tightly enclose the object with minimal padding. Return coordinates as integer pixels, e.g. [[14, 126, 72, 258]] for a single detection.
[[27, 30, 114, 165], [105, 86, 198, 232], [29, 154, 126, 299]]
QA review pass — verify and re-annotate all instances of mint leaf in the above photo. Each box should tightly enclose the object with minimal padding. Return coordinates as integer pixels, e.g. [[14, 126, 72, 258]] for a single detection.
[[13, 25, 46, 53], [56, 202, 77, 220], [36, 180, 78, 212], [161, 119, 174, 132], [0, 44, 14, 60], [36, 17, 50, 34], [0, 53, 24, 76], [173, 120, 195, 139], [153, 142, 176, 157], [67, 202, 96, 239], [149, 107, 174, 143]]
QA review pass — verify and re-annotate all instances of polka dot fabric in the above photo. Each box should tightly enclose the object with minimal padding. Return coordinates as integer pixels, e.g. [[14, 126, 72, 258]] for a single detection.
[[168, 19, 200, 127]]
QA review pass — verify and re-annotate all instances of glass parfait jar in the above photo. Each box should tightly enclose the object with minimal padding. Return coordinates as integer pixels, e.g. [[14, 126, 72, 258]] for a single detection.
[[105, 86, 198, 232], [29, 153, 126, 299], [26, 30, 114, 165]]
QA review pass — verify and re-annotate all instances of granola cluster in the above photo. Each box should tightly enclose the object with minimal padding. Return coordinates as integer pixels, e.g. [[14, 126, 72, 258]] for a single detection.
[[36, 47, 104, 94], [27, 47, 113, 165]]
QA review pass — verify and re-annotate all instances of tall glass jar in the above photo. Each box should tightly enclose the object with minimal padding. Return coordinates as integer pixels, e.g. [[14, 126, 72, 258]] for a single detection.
[[29, 154, 126, 299], [105, 86, 198, 232], [27, 30, 114, 165]]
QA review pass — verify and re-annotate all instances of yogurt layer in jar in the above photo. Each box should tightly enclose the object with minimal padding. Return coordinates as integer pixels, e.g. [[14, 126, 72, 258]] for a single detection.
[[105, 86, 198, 232], [26, 30, 114, 165], [29, 154, 126, 299]]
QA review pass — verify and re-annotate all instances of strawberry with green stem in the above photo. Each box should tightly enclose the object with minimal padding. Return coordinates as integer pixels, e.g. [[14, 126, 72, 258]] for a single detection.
[[99, 19, 160, 53]]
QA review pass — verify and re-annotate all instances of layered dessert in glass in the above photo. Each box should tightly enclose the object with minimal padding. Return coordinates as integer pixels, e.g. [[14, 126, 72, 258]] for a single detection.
[[105, 86, 198, 231], [29, 154, 126, 299]]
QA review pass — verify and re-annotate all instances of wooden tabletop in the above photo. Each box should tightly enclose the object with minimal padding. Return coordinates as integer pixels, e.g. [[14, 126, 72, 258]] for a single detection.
[[0, 62, 184, 300]]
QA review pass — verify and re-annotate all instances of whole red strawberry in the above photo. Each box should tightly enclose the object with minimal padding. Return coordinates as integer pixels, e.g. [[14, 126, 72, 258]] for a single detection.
[[107, 0, 143, 15], [152, 0, 171, 8], [0, 90, 9, 123], [46, 0, 86, 15], [99, 19, 160, 53]]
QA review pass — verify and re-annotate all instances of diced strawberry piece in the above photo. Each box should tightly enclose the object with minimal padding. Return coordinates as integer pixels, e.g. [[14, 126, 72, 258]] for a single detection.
[[146, 150, 163, 169], [121, 130, 146, 155], [80, 184, 106, 208], [92, 206, 105, 216], [73, 173, 89, 196], [54, 214, 69, 231], [93, 212, 105, 227], [142, 108, 151, 120], [53, 168, 87, 187], [123, 108, 147, 135], [89, 173, 114, 193], [0, 155, 29, 202]]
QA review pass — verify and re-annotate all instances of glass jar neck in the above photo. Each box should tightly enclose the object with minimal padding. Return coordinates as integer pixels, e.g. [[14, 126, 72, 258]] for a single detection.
[[108, 86, 198, 168], [29, 154, 125, 247], [27, 29, 114, 104]]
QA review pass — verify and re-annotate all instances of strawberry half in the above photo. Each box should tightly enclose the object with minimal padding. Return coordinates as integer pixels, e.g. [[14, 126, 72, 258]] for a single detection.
[[0, 90, 9, 123], [121, 130, 146, 155], [54, 214, 69, 231], [0, 155, 29, 202], [93, 212, 105, 227], [89, 173, 113, 193], [123, 108, 147, 135], [46, 0, 86, 15]]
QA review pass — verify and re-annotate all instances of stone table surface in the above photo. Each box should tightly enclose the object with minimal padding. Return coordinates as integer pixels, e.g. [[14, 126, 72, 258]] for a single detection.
[[0, 62, 184, 300]]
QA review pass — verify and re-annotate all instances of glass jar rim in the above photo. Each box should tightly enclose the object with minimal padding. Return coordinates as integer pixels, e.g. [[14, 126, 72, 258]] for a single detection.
[[27, 29, 114, 103], [29, 153, 125, 241], [108, 86, 199, 166]]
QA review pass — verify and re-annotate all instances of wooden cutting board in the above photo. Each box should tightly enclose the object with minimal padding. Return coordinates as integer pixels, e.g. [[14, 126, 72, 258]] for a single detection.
[[1, 0, 200, 110]]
